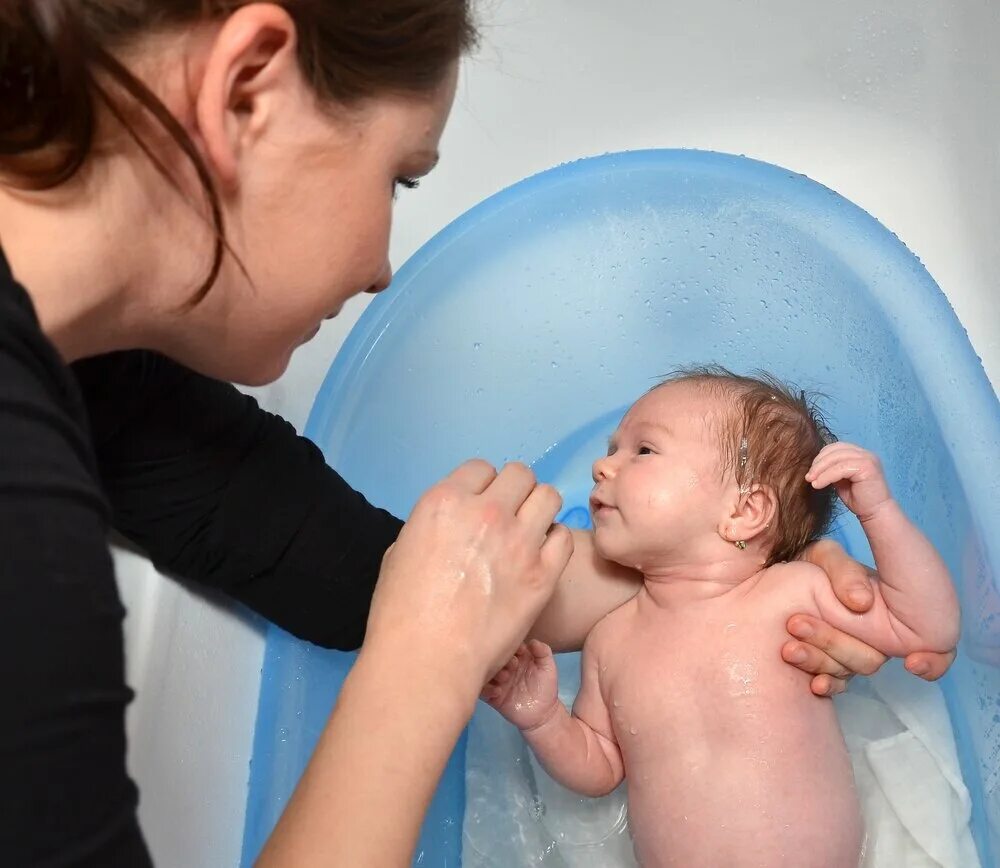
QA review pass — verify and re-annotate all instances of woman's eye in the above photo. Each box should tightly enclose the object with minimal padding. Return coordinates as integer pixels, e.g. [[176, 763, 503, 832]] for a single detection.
[[392, 176, 420, 199]]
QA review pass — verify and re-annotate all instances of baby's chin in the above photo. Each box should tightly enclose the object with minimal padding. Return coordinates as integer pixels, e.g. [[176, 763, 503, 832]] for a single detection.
[[592, 528, 640, 570]]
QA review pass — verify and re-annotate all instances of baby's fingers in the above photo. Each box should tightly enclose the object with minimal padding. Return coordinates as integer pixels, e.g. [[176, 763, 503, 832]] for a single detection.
[[806, 446, 864, 483], [527, 639, 556, 669], [807, 442, 856, 474], [808, 460, 861, 490], [492, 667, 514, 687], [811, 442, 856, 462], [480, 684, 502, 702]]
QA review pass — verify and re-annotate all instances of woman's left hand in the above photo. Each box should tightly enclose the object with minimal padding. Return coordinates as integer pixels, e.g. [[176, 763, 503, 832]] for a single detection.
[[786, 539, 957, 696]]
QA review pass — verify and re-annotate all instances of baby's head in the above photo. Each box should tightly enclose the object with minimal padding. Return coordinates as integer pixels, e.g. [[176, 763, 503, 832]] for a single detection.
[[589, 366, 837, 573]]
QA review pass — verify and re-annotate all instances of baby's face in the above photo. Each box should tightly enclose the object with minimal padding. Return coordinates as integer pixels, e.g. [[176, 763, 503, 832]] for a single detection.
[[590, 383, 730, 570]]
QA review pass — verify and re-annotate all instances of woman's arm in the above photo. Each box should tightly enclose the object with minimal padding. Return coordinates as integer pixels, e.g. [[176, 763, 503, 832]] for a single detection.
[[259, 460, 574, 866], [73, 350, 401, 650], [257, 642, 474, 866], [0, 290, 151, 865]]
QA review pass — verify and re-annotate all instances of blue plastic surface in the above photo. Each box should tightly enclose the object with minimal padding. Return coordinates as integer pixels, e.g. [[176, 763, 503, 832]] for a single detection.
[[242, 150, 1000, 866]]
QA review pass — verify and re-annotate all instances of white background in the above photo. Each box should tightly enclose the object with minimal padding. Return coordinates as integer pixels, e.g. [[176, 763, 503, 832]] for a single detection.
[[116, 2, 999, 864]]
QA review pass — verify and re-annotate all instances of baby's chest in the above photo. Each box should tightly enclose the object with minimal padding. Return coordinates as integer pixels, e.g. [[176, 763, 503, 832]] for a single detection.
[[599, 602, 806, 738]]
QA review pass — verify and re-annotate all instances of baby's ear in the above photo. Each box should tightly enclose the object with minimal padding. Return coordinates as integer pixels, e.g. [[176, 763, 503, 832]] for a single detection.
[[719, 484, 777, 544]]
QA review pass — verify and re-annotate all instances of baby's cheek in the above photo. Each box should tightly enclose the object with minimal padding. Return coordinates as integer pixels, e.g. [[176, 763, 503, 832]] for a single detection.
[[645, 486, 685, 514]]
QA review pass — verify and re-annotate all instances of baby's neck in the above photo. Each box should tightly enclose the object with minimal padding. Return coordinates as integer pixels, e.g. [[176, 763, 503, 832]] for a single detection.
[[639, 556, 766, 607]]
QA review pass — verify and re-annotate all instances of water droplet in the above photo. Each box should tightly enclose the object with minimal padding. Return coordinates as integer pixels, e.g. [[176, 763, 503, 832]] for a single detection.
[[473, 342, 481, 350], [629, 726, 638, 735]]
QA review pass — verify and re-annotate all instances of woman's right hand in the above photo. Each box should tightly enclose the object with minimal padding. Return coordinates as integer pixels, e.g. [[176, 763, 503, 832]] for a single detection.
[[362, 459, 574, 700], [260, 460, 571, 867]]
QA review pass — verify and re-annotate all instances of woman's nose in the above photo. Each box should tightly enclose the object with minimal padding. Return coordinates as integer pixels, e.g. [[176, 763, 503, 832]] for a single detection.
[[366, 261, 393, 294]]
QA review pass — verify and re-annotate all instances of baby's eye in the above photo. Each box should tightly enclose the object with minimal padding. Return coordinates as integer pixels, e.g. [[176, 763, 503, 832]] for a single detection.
[[637, 446, 654, 456]]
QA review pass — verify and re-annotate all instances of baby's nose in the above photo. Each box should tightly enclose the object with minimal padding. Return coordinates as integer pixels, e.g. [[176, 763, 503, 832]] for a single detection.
[[592, 455, 612, 483]]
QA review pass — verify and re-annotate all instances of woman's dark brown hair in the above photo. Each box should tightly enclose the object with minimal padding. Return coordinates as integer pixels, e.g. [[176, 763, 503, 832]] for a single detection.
[[0, 0, 477, 301]]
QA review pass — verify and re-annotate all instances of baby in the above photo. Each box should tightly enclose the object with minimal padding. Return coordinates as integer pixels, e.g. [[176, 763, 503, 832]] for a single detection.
[[483, 367, 960, 868]]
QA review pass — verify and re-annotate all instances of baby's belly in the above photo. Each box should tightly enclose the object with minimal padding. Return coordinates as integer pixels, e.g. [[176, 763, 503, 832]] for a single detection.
[[611, 643, 863, 866]]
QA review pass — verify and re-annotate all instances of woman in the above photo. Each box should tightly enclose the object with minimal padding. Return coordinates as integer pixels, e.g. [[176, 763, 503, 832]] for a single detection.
[[0, 1, 955, 864]]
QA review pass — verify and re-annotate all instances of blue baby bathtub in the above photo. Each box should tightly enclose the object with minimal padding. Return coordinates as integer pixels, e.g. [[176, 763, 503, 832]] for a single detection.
[[242, 150, 1000, 866]]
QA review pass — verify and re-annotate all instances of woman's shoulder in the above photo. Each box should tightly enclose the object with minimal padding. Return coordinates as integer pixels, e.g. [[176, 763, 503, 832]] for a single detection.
[[0, 250, 65, 391], [0, 251, 105, 493]]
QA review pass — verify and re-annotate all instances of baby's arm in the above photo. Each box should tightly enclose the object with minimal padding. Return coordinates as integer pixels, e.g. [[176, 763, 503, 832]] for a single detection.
[[482, 637, 624, 797], [529, 529, 641, 652], [805, 443, 960, 656]]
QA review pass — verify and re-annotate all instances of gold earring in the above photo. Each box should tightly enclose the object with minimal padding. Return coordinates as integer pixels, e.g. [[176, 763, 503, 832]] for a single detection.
[[735, 540, 747, 550]]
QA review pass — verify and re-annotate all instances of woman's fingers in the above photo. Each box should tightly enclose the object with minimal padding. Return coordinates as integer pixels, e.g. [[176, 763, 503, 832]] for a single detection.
[[517, 482, 563, 535], [810, 674, 849, 697], [804, 539, 875, 612], [539, 523, 574, 583], [367, 461, 571, 693], [446, 458, 497, 494], [782, 639, 853, 680], [486, 461, 538, 512], [905, 648, 957, 681], [784, 614, 888, 677]]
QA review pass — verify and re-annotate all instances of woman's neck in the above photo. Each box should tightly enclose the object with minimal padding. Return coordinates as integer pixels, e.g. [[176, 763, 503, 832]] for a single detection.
[[0, 155, 194, 362]]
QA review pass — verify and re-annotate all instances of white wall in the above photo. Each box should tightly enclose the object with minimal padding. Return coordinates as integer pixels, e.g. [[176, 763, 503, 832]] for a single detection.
[[119, 2, 999, 864]]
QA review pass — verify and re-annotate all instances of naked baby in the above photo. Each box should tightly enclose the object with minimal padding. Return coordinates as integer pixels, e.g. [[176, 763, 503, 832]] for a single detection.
[[483, 367, 960, 867]]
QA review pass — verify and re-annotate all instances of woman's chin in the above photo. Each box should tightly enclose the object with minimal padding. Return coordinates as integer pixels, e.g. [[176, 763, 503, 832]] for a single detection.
[[231, 347, 294, 388]]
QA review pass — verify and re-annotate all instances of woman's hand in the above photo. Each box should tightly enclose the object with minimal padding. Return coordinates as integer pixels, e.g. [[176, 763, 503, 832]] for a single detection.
[[364, 459, 574, 698], [260, 460, 572, 868], [787, 539, 957, 696]]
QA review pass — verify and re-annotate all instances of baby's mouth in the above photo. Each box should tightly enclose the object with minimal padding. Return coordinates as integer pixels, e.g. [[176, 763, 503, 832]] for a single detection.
[[590, 494, 616, 515]]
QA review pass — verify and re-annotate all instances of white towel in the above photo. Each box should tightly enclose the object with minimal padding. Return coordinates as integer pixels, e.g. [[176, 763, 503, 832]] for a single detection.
[[837, 661, 980, 868]]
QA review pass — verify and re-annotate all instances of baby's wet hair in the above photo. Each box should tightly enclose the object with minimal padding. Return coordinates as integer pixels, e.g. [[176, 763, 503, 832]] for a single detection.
[[653, 365, 839, 565]]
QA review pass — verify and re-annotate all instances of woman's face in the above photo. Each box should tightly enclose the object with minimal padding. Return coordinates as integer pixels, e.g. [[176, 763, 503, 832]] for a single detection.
[[169, 57, 459, 385]]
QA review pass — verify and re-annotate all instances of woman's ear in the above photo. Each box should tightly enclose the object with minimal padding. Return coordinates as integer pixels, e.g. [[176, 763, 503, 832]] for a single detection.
[[194, 3, 300, 189]]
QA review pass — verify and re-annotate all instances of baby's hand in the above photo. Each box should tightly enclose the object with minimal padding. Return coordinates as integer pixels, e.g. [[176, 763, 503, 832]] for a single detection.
[[481, 640, 559, 731], [806, 442, 893, 521]]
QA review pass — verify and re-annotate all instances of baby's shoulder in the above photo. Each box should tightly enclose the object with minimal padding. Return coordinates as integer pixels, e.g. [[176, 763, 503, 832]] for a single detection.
[[749, 559, 827, 610], [583, 594, 637, 651]]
